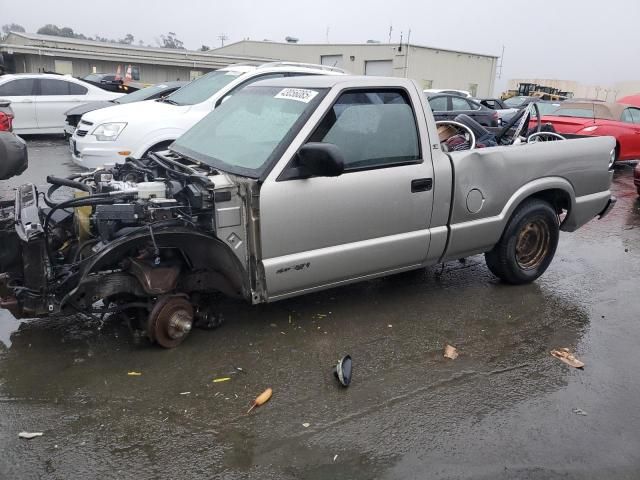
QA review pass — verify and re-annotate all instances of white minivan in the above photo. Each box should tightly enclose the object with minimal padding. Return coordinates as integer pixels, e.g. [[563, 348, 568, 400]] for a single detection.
[[70, 62, 344, 169], [0, 74, 122, 135]]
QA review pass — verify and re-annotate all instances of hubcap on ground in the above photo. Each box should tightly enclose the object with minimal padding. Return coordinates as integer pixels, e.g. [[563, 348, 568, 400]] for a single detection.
[[515, 219, 550, 270]]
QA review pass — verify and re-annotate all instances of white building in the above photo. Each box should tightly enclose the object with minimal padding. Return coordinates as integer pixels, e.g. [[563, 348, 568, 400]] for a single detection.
[[212, 40, 499, 97]]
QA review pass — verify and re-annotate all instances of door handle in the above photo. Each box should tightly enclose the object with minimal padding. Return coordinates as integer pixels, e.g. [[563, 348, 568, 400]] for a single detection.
[[17, 99, 33, 103], [411, 178, 433, 192]]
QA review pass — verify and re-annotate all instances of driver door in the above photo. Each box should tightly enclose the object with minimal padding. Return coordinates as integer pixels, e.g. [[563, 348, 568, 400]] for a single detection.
[[259, 88, 435, 300]]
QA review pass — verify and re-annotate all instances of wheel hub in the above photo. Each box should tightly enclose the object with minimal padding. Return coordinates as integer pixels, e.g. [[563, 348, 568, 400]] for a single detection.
[[515, 219, 550, 270], [147, 295, 194, 348]]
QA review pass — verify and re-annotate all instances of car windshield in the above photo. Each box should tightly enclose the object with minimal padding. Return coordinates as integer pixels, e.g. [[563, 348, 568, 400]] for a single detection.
[[536, 103, 560, 115], [83, 74, 105, 82], [172, 85, 326, 177], [116, 84, 173, 104], [552, 108, 596, 118], [164, 70, 241, 106], [504, 96, 529, 107]]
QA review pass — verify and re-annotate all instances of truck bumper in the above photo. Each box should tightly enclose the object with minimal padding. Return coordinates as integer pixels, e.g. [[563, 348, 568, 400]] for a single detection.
[[598, 196, 616, 219]]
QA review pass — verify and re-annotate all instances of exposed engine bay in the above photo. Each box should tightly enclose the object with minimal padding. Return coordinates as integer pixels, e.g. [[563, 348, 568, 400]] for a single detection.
[[0, 150, 258, 347]]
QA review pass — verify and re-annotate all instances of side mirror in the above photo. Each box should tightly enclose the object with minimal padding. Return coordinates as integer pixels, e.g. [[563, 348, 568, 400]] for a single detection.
[[296, 142, 344, 178]]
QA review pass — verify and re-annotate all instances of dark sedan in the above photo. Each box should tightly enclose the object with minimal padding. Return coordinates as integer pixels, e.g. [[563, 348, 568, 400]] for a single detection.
[[426, 94, 499, 127], [64, 81, 187, 136]]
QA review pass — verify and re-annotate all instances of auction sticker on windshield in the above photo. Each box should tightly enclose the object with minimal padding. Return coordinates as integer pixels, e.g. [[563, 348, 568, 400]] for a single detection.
[[275, 88, 318, 103]]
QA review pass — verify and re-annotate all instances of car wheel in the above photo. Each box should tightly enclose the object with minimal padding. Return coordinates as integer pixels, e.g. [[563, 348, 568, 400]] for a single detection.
[[485, 199, 559, 284]]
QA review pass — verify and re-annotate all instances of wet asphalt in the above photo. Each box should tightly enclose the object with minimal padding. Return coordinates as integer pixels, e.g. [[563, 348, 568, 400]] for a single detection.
[[1, 137, 640, 479]]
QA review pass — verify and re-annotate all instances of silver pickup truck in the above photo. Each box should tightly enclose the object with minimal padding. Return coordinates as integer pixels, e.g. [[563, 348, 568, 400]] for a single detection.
[[0, 76, 616, 348]]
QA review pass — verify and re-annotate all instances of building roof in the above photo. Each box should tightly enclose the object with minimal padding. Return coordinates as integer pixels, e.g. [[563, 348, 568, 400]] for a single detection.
[[212, 39, 499, 59], [0, 32, 275, 69]]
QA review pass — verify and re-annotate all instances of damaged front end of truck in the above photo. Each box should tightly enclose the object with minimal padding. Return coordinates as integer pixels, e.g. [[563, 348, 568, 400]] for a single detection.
[[0, 142, 260, 348]]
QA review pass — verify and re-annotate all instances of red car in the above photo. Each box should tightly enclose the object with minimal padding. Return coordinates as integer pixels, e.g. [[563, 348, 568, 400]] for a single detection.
[[540, 101, 640, 162], [0, 98, 13, 132]]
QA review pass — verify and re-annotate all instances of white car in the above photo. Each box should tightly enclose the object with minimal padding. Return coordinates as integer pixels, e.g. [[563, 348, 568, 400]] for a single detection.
[[70, 62, 344, 169], [0, 74, 123, 135]]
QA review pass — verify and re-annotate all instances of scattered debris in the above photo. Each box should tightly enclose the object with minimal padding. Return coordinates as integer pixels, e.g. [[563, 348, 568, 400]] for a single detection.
[[18, 432, 43, 439], [333, 355, 352, 387], [247, 388, 273, 413], [333, 454, 339, 462], [179, 392, 191, 395], [572, 408, 588, 416], [127, 371, 142, 376], [213, 377, 231, 383], [302, 423, 310, 428], [443, 345, 458, 360], [388, 324, 393, 328], [235, 367, 246, 374], [550, 348, 585, 369], [270, 323, 277, 328]]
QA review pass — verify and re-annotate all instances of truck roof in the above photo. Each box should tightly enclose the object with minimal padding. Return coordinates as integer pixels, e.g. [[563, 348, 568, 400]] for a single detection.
[[250, 75, 415, 89]]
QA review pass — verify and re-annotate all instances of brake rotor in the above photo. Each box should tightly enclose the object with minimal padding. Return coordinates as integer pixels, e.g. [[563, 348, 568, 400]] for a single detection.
[[147, 295, 194, 348]]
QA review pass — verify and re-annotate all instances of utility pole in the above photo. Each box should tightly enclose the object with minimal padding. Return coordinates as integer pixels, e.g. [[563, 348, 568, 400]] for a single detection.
[[388, 24, 393, 43], [497, 45, 505, 79], [217, 34, 228, 47]]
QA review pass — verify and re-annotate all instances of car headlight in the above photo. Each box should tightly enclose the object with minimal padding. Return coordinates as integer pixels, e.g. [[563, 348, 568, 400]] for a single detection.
[[92, 122, 127, 141], [609, 148, 616, 169]]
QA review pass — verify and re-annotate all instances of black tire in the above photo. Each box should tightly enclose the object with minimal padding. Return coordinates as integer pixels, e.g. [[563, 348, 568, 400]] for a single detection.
[[485, 199, 559, 284]]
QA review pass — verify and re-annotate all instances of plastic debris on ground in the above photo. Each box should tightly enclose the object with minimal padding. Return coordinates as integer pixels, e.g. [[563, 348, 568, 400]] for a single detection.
[[443, 344, 459, 360], [247, 388, 273, 413], [127, 371, 142, 376], [213, 377, 231, 383], [302, 423, 310, 428], [18, 432, 43, 439], [550, 348, 585, 368], [333, 355, 352, 387], [573, 408, 588, 416]]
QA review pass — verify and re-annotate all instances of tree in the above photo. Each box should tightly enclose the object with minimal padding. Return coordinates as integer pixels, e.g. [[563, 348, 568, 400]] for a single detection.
[[119, 33, 134, 45], [199, 45, 210, 51], [2, 23, 26, 37], [158, 32, 184, 49]]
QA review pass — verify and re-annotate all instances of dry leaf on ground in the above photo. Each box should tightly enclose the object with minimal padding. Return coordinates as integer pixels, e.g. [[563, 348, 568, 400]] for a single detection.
[[247, 388, 273, 413], [443, 344, 458, 360], [551, 348, 585, 368]]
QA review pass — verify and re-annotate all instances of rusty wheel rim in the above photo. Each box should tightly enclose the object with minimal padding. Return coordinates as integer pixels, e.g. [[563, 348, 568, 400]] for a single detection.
[[148, 295, 193, 348], [515, 219, 550, 270]]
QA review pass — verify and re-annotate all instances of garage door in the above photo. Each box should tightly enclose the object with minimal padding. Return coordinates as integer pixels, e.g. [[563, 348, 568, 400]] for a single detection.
[[364, 60, 393, 76], [321, 55, 343, 69]]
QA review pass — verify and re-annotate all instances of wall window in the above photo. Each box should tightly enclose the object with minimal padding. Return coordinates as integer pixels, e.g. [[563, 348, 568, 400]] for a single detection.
[[468, 83, 478, 97], [190, 70, 204, 80], [308, 89, 420, 170], [131, 66, 140, 81], [54, 59, 73, 75], [320, 55, 344, 69], [422, 79, 433, 89]]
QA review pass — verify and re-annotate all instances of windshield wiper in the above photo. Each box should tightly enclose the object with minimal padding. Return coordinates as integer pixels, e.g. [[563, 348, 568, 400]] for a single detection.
[[160, 98, 180, 105]]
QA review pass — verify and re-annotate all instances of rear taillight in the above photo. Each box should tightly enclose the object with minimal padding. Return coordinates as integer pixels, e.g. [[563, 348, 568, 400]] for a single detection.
[[0, 112, 12, 131]]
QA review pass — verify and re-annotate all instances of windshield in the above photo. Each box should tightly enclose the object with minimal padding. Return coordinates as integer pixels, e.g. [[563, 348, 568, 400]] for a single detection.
[[83, 73, 105, 82], [116, 84, 173, 104], [164, 70, 241, 106], [552, 107, 596, 118], [536, 103, 560, 116], [504, 96, 529, 107], [172, 85, 326, 177]]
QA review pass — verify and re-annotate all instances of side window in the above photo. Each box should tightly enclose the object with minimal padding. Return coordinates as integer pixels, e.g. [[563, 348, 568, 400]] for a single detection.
[[0, 79, 36, 96], [428, 96, 447, 112], [621, 109, 633, 123], [40, 79, 71, 95], [307, 89, 421, 170], [69, 83, 88, 95], [629, 108, 640, 124], [451, 96, 471, 111]]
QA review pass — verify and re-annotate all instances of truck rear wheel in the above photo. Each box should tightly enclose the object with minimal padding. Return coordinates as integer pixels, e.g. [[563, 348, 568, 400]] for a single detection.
[[485, 199, 559, 284]]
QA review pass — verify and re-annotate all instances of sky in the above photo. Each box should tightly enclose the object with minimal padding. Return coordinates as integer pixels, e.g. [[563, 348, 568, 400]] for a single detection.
[[2, 0, 639, 93]]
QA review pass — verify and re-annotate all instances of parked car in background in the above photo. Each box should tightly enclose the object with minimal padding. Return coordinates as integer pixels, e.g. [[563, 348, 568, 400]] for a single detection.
[[81, 73, 131, 93], [424, 88, 471, 98], [477, 97, 518, 125], [0, 74, 123, 135], [540, 101, 640, 162], [426, 93, 499, 127], [64, 81, 187, 136], [71, 62, 345, 169], [0, 98, 14, 132]]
